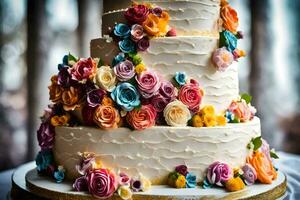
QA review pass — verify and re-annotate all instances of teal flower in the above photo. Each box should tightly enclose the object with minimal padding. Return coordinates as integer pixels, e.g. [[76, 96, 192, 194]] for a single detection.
[[114, 23, 131, 38], [220, 31, 237, 52], [111, 82, 140, 111], [186, 173, 197, 188], [35, 150, 54, 172], [112, 53, 125, 66], [174, 72, 187, 86], [119, 39, 136, 53], [54, 166, 65, 183]]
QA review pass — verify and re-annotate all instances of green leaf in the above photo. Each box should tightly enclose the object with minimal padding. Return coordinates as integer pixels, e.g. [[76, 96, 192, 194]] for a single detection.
[[252, 136, 262, 151], [68, 53, 78, 65], [270, 151, 279, 159], [231, 118, 240, 123], [97, 58, 104, 68], [241, 93, 252, 104], [219, 31, 227, 48]]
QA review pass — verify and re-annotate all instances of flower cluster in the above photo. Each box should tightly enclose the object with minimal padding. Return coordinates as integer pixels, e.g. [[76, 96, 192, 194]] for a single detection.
[[212, 0, 245, 72], [192, 105, 227, 127], [167, 165, 197, 188], [73, 152, 151, 200], [225, 93, 256, 123]]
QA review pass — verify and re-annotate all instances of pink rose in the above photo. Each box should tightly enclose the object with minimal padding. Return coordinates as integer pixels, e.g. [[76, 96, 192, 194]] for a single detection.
[[159, 81, 177, 101], [124, 4, 149, 25], [86, 169, 117, 199], [136, 71, 161, 98], [178, 81, 203, 112], [37, 122, 55, 150], [137, 37, 150, 51], [68, 58, 97, 82], [228, 100, 252, 122], [113, 60, 135, 82], [151, 94, 169, 112], [207, 161, 233, 186], [127, 104, 157, 130], [118, 172, 130, 186], [131, 24, 144, 42], [212, 47, 234, 72]]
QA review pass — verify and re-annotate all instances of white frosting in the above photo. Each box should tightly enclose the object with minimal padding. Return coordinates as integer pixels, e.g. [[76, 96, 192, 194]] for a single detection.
[[53, 117, 261, 184], [102, 0, 221, 36], [90, 36, 239, 112]]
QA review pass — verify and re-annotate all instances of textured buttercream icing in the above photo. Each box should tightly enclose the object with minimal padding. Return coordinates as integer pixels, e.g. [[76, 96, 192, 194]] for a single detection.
[[102, 0, 221, 36], [54, 117, 261, 184], [91, 36, 239, 112]]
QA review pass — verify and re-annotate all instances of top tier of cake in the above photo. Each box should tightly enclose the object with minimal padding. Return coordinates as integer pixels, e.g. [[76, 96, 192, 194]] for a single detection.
[[102, 0, 221, 36]]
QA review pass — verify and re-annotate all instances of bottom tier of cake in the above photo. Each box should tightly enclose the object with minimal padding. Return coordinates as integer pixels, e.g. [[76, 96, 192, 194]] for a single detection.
[[53, 117, 261, 184]]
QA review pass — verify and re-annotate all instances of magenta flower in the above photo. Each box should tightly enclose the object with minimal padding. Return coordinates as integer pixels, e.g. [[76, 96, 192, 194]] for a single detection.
[[37, 122, 55, 150], [73, 176, 88, 191], [136, 71, 161, 99], [113, 60, 135, 82], [242, 164, 257, 185], [124, 4, 149, 25], [68, 58, 97, 82], [207, 161, 233, 186], [151, 94, 169, 112], [118, 172, 131, 186], [87, 89, 106, 107], [178, 82, 203, 112], [137, 37, 150, 51], [76, 154, 96, 175], [175, 165, 188, 176]]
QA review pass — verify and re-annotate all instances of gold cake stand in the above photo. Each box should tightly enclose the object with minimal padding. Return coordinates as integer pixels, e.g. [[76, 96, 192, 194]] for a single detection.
[[11, 162, 287, 200]]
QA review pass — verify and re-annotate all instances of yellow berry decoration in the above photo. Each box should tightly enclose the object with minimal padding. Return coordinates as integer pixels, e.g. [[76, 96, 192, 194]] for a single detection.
[[200, 105, 215, 116], [216, 115, 227, 126], [203, 114, 217, 127], [135, 63, 146, 74], [192, 114, 203, 127], [225, 177, 245, 192]]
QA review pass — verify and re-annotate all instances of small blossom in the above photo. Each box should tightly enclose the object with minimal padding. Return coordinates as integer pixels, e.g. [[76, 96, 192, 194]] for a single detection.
[[186, 173, 197, 188], [174, 72, 187, 86], [114, 23, 131, 38], [119, 39, 136, 53], [118, 185, 133, 200], [131, 24, 144, 42], [225, 177, 245, 192], [212, 47, 234, 71]]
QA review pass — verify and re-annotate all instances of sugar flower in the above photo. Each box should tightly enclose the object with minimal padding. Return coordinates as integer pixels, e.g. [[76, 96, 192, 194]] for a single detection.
[[86, 168, 117, 199], [119, 39, 136, 54], [259, 139, 272, 162], [76, 152, 96, 175], [130, 178, 142, 192], [127, 104, 157, 130], [151, 94, 169, 112], [143, 12, 170, 37], [68, 58, 97, 83], [136, 70, 161, 98], [186, 173, 197, 188], [124, 4, 149, 25], [175, 174, 186, 188], [225, 177, 245, 192], [48, 75, 63, 103], [94, 66, 117, 92], [118, 185, 133, 200], [192, 114, 203, 127], [37, 122, 55, 150], [94, 105, 120, 129], [35, 150, 54, 172], [151, 7, 162, 17], [131, 24, 144, 42], [118, 172, 130, 186], [221, 4, 239, 34], [57, 67, 74, 88], [111, 82, 141, 111], [87, 89, 107, 108], [114, 60, 135, 82], [167, 27, 177, 37], [227, 100, 253, 122], [203, 114, 217, 127], [73, 176, 88, 192], [175, 165, 188, 176], [220, 30, 237, 52], [54, 166, 65, 183], [242, 164, 257, 185], [50, 114, 70, 127], [207, 161, 233, 186], [81, 104, 96, 126], [212, 47, 234, 72], [178, 81, 203, 112], [114, 23, 131, 38], [135, 63, 146, 74], [163, 100, 191, 127], [112, 53, 125, 67], [61, 86, 80, 111], [159, 80, 177, 101], [137, 37, 150, 51], [174, 72, 187, 86]]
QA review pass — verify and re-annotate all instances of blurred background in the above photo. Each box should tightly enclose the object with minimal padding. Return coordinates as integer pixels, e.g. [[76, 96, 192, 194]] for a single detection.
[[0, 0, 299, 172]]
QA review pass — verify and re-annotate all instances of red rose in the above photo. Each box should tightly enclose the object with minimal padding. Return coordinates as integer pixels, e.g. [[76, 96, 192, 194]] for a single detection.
[[68, 58, 97, 83], [178, 82, 203, 112], [124, 5, 149, 25]]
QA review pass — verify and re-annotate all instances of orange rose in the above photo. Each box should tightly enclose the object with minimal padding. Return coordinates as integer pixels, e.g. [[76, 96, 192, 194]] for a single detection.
[[247, 151, 277, 184], [101, 96, 114, 106], [48, 75, 63, 103], [94, 105, 120, 129], [143, 12, 169, 37], [62, 87, 79, 111], [221, 4, 239, 33], [50, 114, 70, 126]]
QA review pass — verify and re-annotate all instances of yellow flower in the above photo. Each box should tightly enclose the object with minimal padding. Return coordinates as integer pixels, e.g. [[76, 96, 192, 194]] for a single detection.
[[117, 185, 132, 200], [175, 175, 186, 188], [225, 177, 245, 192], [50, 114, 70, 126], [92, 159, 102, 169], [192, 114, 203, 127], [200, 105, 215, 116], [135, 63, 146, 74], [203, 114, 217, 127], [141, 175, 152, 191], [216, 115, 227, 126]]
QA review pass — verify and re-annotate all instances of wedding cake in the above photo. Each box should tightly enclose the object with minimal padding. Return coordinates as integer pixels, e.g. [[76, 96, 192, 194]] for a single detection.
[[35, 0, 279, 199]]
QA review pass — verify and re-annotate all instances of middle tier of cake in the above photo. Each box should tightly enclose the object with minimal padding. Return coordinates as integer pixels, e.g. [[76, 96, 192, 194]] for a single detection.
[[91, 36, 239, 112], [53, 117, 261, 184]]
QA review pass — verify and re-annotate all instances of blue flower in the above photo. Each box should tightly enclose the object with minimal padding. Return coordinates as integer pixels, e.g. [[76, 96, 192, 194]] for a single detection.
[[186, 173, 197, 188], [111, 82, 140, 111], [112, 53, 125, 66], [114, 23, 131, 38], [225, 110, 235, 122], [35, 150, 53, 172], [203, 178, 213, 189], [220, 31, 237, 52], [174, 72, 187, 86], [54, 166, 65, 183], [119, 39, 136, 54]]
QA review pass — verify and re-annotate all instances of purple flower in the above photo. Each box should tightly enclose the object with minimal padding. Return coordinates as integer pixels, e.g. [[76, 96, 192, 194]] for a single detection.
[[113, 60, 135, 82], [259, 139, 272, 162], [242, 164, 257, 185], [82, 104, 96, 126], [131, 178, 142, 192], [87, 89, 106, 107], [151, 94, 168, 112], [137, 37, 150, 51], [136, 71, 161, 99], [57, 67, 73, 87], [159, 81, 177, 101], [76, 153, 96, 175], [37, 122, 55, 150], [131, 24, 144, 42], [175, 165, 188, 176], [73, 176, 88, 191], [207, 161, 233, 186], [151, 7, 162, 17]]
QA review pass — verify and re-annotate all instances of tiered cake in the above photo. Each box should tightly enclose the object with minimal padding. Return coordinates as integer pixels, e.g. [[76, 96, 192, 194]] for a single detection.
[[35, 0, 280, 199]]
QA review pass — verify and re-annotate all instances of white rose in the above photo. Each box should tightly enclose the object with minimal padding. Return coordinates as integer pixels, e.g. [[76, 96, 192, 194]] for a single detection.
[[94, 66, 117, 92], [163, 100, 191, 127]]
